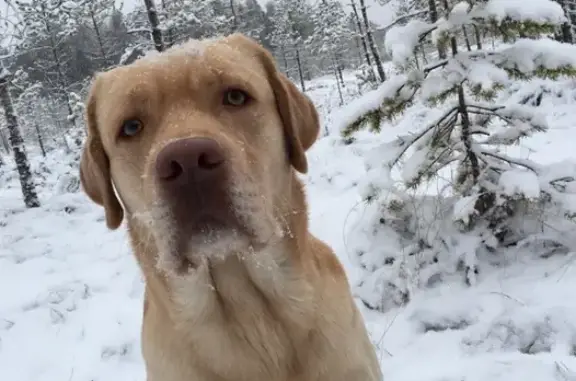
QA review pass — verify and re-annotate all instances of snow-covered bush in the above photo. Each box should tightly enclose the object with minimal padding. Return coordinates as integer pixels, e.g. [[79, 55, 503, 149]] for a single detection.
[[340, 0, 576, 312], [66, 91, 86, 152]]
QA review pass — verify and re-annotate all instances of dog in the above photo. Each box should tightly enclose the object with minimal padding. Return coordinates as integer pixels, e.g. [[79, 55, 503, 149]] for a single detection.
[[79, 33, 382, 381]]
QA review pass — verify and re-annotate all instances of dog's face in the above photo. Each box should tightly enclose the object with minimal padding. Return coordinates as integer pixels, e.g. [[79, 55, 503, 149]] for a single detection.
[[79, 34, 320, 274]]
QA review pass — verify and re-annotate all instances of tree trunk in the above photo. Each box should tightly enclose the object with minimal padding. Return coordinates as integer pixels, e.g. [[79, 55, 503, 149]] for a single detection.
[[53, 118, 71, 153], [350, 0, 374, 75], [42, 4, 75, 129], [561, 22, 574, 43], [441, 0, 480, 188], [0, 127, 9, 153], [144, 0, 165, 52], [473, 24, 482, 50], [281, 47, 290, 78], [90, 10, 110, 66], [0, 73, 40, 208], [419, 43, 429, 64], [295, 48, 306, 92], [335, 52, 345, 88], [555, 1, 574, 43], [34, 123, 46, 157], [413, 52, 421, 69], [352, 24, 365, 67], [229, 0, 238, 32], [462, 26, 472, 51], [61, 134, 71, 153], [332, 56, 344, 106], [358, 0, 386, 82], [428, 0, 446, 59], [161, 0, 176, 47]]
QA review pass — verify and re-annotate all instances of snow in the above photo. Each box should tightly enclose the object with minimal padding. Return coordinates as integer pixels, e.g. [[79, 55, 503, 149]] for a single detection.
[[384, 0, 567, 70], [332, 73, 415, 133], [61, 1, 79, 9], [476, 0, 566, 24], [499, 169, 541, 199], [496, 38, 576, 73], [453, 195, 479, 225], [0, 68, 10, 81], [5, 65, 576, 381], [385, 20, 432, 66]]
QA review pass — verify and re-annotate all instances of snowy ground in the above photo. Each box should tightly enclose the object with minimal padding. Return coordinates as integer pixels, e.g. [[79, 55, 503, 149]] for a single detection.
[[3, 73, 576, 380]]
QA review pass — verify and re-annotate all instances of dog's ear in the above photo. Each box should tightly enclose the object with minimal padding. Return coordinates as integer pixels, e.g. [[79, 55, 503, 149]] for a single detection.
[[79, 74, 124, 229], [225, 33, 320, 174]]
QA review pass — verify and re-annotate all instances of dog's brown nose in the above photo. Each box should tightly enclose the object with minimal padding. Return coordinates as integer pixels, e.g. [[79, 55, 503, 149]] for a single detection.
[[155, 137, 226, 185], [155, 137, 235, 249]]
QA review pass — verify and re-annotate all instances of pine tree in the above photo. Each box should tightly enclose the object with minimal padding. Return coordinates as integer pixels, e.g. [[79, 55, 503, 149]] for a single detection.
[[350, 0, 378, 87], [342, 0, 576, 309], [14, 81, 47, 157], [76, 0, 118, 67], [358, 0, 386, 82], [554, 0, 576, 42], [269, 0, 314, 91], [12, 0, 82, 149], [307, 0, 351, 104], [236, 0, 268, 43]]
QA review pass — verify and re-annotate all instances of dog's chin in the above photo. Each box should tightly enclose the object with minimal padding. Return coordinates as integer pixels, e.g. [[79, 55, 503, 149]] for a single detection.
[[145, 189, 285, 277], [153, 217, 282, 277], [183, 223, 253, 261]]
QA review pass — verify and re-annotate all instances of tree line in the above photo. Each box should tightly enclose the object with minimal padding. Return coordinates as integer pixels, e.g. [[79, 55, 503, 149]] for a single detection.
[[0, 0, 390, 208]]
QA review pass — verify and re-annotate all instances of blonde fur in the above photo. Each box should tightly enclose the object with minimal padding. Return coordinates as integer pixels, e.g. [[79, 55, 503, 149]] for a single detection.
[[79, 33, 382, 381]]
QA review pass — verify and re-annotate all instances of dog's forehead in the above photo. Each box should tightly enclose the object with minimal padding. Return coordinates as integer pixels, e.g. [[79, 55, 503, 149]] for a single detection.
[[99, 38, 260, 96]]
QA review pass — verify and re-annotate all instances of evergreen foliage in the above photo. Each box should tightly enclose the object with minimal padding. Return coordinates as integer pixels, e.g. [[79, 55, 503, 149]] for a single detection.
[[341, 0, 576, 311]]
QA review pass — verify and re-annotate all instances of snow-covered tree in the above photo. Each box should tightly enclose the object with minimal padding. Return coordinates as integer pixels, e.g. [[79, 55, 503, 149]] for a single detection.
[[66, 91, 85, 149], [349, 0, 378, 87], [341, 0, 576, 312], [11, 0, 83, 148], [76, 0, 119, 67], [14, 0, 80, 84], [0, 69, 40, 208], [358, 0, 386, 82], [235, 0, 268, 42], [128, 0, 234, 55], [14, 81, 47, 157], [554, 0, 576, 43], [307, 0, 351, 104], [393, 0, 429, 16], [269, 0, 314, 91]]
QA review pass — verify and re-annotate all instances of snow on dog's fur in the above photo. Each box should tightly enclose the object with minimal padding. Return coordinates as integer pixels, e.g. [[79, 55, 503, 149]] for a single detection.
[[79, 33, 382, 381]]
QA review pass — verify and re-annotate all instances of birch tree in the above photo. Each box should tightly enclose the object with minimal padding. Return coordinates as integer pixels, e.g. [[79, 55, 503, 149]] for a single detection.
[[0, 69, 40, 208]]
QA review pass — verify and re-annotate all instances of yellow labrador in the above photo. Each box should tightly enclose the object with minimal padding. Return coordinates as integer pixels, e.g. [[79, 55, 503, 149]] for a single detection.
[[80, 33, 382, 381]]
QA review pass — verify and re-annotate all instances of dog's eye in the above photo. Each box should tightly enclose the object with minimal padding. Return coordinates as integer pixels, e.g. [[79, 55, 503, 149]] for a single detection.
[[120, 119, 143, 137], [223, 89, 249, 106]]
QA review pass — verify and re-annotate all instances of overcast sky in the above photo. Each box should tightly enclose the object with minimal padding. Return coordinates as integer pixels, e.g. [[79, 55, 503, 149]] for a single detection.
[[119, 0, 394, 27]]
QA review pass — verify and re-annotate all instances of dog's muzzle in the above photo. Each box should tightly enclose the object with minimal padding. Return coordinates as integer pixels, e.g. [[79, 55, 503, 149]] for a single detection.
[[155, 137, 238, 234]]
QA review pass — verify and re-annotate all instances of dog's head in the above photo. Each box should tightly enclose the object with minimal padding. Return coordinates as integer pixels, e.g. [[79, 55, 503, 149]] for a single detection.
[[79, 34, 320, 274]]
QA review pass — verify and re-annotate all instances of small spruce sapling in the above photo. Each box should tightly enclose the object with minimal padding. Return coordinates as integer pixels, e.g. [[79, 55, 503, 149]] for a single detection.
[[341, 0, 576, 310]]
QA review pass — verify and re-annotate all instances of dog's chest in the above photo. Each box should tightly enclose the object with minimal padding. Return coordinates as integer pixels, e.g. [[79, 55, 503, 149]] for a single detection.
[[166, 255, 314, 380]]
